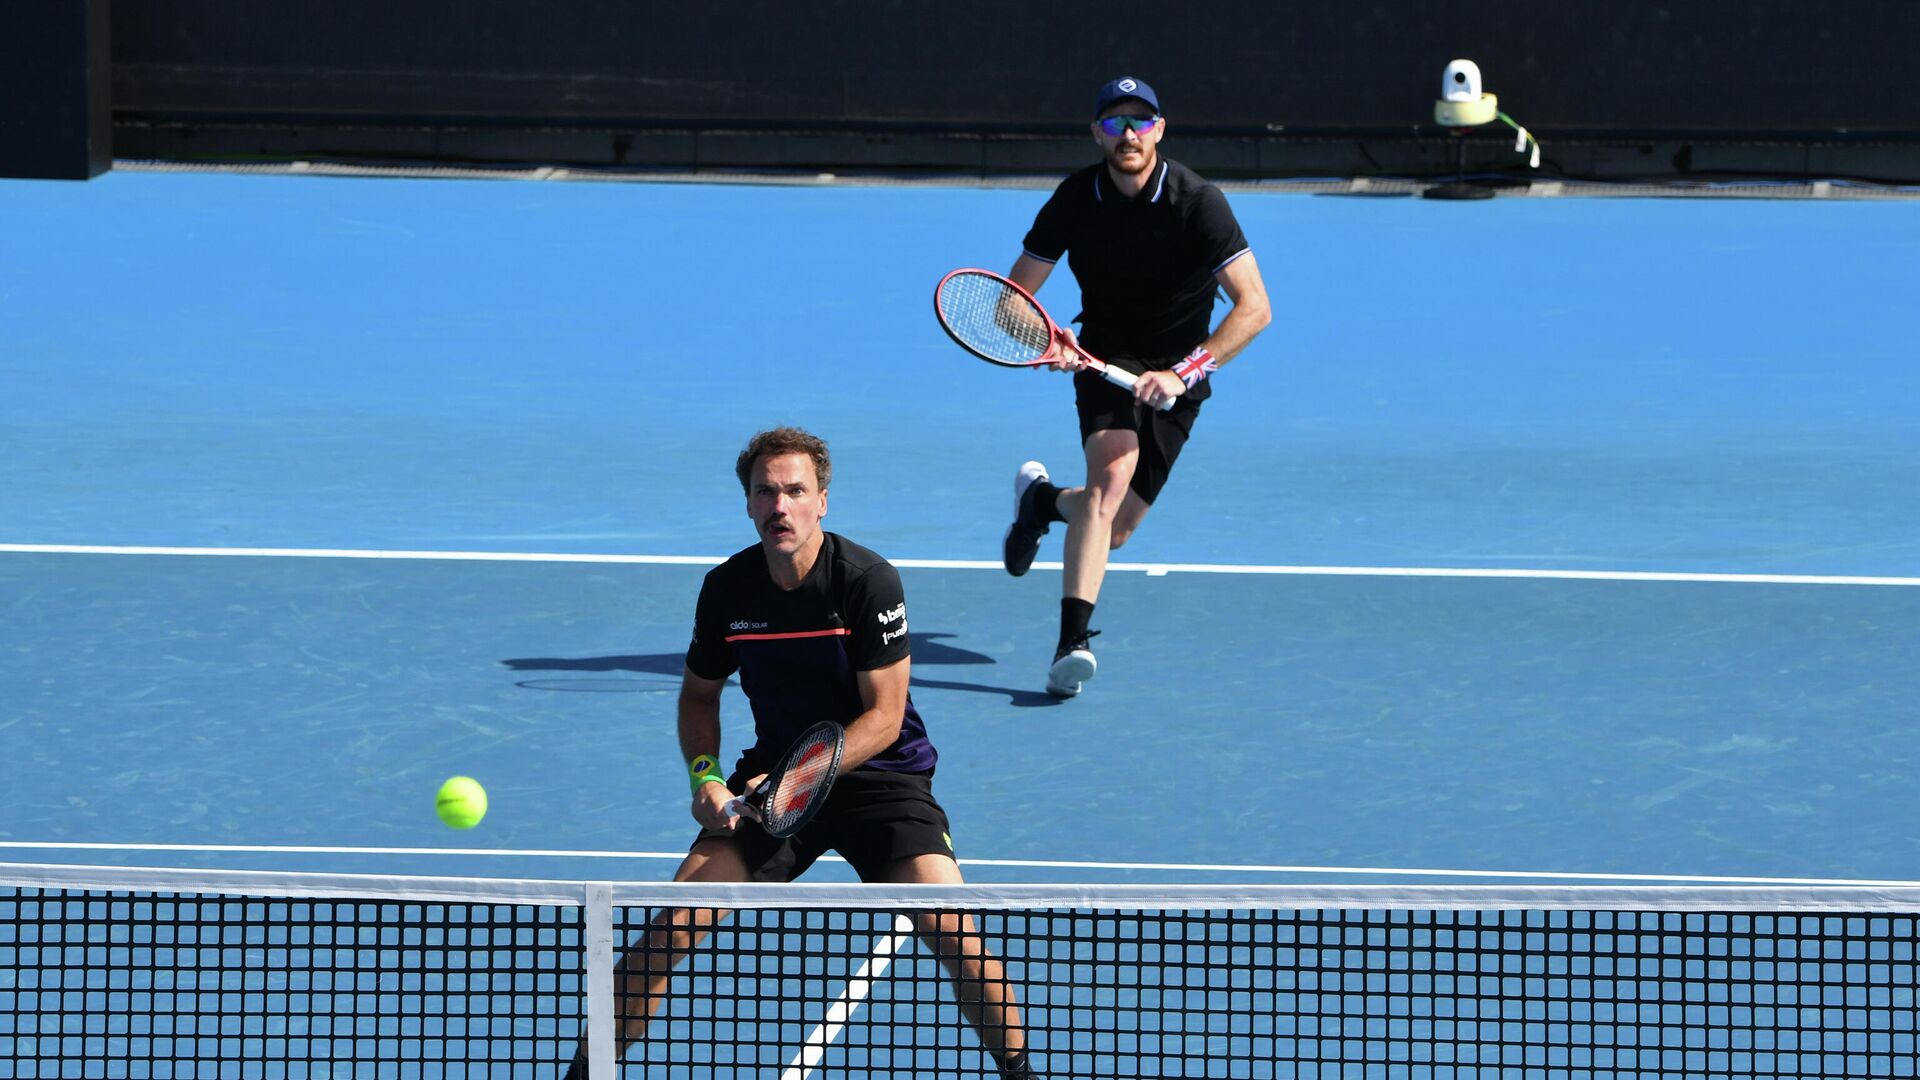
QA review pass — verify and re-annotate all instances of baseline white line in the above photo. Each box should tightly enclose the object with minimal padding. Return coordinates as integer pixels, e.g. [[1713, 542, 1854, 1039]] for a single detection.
[[0, 543, 722, 566], [3, 543, 1916, 586], [2, 842, 1913, 887]]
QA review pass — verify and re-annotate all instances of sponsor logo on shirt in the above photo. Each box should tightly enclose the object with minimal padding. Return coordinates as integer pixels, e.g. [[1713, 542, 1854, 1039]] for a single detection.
[[877, 602, 908, 645], [729, 619, 770, 631]]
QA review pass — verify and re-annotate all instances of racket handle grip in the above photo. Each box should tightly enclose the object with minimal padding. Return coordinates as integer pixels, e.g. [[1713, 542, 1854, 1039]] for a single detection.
[[1099, 365, 1176, 412], [724, 796, 746, 818]]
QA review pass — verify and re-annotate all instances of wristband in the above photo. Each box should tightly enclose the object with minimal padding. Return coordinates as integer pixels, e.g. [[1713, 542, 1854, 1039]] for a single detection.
[[688, 755, 726, 795], [1171, 346, 1217, 389]]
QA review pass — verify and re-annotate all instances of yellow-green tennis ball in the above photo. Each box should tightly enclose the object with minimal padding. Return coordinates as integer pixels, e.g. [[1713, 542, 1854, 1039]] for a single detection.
[[435, 776, 488, 829]]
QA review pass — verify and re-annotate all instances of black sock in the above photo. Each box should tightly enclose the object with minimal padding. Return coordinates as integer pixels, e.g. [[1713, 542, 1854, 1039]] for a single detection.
[[1030, 479, 1067, 524], [996, 1049, 1035, 1079], [1059, 597, 1095, 651]]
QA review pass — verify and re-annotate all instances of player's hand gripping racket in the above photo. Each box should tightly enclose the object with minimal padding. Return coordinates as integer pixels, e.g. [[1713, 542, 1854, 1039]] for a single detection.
[[934, 269, 1172, 411], [724, 721, 846, 838]]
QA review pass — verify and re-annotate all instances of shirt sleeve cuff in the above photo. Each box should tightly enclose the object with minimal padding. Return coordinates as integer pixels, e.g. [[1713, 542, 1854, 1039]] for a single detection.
[[1210, 248, 1252, 274]]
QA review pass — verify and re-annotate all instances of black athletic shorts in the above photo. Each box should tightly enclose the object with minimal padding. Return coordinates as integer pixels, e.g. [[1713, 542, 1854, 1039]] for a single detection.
[[696, 767, 955, 882], [1073, 366, 1203, 506]]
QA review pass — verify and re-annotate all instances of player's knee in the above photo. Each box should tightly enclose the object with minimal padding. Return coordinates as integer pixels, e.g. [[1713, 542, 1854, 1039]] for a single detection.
[[1080, 483, 1126, 525]]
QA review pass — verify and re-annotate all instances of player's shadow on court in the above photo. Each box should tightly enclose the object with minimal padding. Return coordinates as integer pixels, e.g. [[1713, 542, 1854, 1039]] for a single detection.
[[502, 633, 1061, 707]]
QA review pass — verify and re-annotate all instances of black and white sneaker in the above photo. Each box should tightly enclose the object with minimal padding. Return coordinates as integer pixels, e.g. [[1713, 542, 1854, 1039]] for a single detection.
[[1001, 460, 1051, 577], [996, 1049, 1040, 1079], [1046, 630, 1100, 698]]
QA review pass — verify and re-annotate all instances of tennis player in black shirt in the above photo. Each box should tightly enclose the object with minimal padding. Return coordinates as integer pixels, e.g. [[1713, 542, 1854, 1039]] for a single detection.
[[1001, 76, 1272, 697], [567, 427, 1034, 1079]]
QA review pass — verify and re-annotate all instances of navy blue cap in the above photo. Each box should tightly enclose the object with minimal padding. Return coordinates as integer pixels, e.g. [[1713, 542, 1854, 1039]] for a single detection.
[[1093, 76, 1160, 118]]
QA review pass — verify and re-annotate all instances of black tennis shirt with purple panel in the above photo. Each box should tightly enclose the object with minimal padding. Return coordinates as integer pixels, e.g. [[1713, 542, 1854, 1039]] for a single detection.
[[685, 532, 934, 776], [1020, 157, 1251, 403]]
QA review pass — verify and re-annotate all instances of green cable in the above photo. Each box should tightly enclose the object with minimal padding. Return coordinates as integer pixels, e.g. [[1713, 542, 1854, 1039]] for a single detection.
[[1495, 111, 1541, 167]]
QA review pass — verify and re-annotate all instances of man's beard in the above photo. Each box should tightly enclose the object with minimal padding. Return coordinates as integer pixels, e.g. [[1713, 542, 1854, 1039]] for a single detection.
[[1105, 143, 1154, 177]]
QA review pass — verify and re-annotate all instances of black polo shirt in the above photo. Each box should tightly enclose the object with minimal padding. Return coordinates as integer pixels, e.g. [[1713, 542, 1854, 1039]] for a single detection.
[[685, 532, 935, 775], [1021, 157, 1251, 385]]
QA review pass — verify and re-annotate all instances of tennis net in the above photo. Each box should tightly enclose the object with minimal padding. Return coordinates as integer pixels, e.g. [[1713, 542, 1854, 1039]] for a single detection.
[[3, 863, 1916, 1078]]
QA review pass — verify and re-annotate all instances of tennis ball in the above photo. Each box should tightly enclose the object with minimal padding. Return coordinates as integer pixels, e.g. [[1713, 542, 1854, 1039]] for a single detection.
[[435, 776, 488, 830]]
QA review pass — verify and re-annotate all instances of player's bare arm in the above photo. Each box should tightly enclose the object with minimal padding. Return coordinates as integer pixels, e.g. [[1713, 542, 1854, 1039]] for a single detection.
[[1204, 252, 1273, 365], [841, 655, 911, 769], [677, 668, 734, 829], [1136, 253, 1273, 406]]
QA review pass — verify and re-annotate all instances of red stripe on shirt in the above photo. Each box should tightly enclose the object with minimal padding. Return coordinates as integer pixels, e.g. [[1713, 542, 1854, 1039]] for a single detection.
[[724, 628, 852, 642]]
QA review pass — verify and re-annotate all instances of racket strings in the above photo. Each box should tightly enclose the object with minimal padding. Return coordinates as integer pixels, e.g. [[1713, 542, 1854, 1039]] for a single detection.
[[938, 273, 1054, 364], [766, 738, 837, 824]]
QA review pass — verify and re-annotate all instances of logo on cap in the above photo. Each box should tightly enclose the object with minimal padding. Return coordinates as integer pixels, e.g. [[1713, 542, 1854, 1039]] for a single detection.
[[1118, 78, 1138, 93]]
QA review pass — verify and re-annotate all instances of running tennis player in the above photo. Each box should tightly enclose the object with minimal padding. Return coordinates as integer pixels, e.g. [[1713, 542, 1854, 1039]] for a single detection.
[[566, 427, 1034, 1079], [1001, 76, 1272, 697]]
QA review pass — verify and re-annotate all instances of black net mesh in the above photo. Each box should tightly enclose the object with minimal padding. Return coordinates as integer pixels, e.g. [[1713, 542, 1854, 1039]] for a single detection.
[[0, 887, 583, 1077], [4, 876, 1916, 1079]]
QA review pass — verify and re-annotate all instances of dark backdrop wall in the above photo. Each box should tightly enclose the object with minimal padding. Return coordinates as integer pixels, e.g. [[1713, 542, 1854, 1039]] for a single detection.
[[87, 0, 1920, 181]]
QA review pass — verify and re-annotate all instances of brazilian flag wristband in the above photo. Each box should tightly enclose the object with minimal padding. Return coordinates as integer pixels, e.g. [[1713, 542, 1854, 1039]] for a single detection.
[[688, 755, 726, 795]]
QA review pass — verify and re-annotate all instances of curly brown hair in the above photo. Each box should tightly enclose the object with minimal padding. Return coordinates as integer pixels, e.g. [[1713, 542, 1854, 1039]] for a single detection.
[[735, 427, 832, 494]]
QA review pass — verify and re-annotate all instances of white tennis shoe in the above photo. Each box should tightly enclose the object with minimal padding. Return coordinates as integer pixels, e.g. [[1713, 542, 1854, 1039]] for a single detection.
[[1046, 630, 1100, 698]]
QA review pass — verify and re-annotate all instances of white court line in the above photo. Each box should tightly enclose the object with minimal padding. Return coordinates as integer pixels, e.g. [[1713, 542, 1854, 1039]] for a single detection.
[[3, 542, 1918, 586], [2, 842, 1915, 888], [781, 914, 914, 1080]]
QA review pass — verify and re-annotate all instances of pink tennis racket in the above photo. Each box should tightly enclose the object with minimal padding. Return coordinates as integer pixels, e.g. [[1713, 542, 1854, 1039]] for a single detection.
[[934, 269, 1171, 411]]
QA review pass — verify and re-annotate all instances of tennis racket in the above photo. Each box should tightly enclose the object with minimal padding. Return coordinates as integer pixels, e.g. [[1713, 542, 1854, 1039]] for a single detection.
[[933, 268, 1172, 411], [725, 721, 846, 838]]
